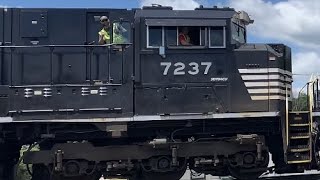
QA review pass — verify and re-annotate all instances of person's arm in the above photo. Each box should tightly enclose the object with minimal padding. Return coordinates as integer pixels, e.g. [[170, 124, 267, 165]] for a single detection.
[[98, 34, 105, 45], [98, 30, 105, 45]]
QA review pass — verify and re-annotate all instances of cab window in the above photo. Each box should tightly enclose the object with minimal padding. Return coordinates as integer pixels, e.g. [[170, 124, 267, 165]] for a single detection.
[[178, 27, 201, 46], [166, 27, 178, 46], [209, 26, 225, 48], [231, 23, 246, 44], [147, 26, 163, 47], [112, 22, 131, 44], [165, 26, 204, 47]]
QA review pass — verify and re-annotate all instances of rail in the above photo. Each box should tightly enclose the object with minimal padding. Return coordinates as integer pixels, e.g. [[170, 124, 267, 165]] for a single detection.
[[285, 85, 289, 147], [293, 75, 320, 112], [0, 43, 132, 86], [0, 43, 132, 48], [185, 173, 320, 180], [308, 75, 320, 112], [259, 173, 320, 180]]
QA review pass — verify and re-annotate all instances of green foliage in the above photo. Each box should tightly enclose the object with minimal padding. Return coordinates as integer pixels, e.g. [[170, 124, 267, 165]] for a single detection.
[[293, 93, 308, 111], [17, 145, 39, 180]]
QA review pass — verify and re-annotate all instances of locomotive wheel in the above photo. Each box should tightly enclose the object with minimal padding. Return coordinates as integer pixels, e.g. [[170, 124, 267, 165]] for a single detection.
[[140, 158, 187, 180], [228, 151, 269, 180]]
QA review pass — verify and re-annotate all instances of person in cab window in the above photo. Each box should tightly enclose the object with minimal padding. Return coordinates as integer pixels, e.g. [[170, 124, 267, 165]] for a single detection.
[[179, 27, 192, 46], [98, 16, 111, 45], [113, 23, 128, 44]]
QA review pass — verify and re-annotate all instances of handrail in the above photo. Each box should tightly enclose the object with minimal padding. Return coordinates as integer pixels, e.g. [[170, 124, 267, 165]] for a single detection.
[[0, 43, 132, 85], [314, 78, 320, 110], [307, 75, 320, 163], [285, 85, 289, 147], [293, 83, 308, 111], [308, 74, 320, 112], [293, 75, 320, 112], [0, 43, 132, 49]]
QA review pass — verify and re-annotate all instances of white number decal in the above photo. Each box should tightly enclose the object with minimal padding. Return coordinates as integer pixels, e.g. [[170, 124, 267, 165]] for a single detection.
[[188, 62, 199, 75], [160, 62, 172, 75], [161, 62, 212, 75], [201, 62, 212, 75], [174, 62, 186, 75]]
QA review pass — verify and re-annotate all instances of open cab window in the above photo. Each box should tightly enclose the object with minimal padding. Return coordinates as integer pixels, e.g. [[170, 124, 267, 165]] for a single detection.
[[166, 26, 205, 48], [177, 27, 201, 46], [112, 22, 131, 44]]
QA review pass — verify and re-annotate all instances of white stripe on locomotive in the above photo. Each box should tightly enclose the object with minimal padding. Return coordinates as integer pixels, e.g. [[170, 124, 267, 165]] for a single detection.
[[241, 75, 292, 82], [244, 82, 292, 88], [238, 68, 292, 76], [238, 68, 293, 101], [247, 88, 286, 94]]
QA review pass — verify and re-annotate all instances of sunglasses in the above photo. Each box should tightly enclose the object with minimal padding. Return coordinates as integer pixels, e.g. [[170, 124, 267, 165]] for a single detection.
[[101, 19, 109, 23]]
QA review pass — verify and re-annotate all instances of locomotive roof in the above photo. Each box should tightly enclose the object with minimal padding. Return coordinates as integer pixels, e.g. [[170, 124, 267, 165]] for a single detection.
[[135, 7, 236, 19], [0, 6, 236, 20]]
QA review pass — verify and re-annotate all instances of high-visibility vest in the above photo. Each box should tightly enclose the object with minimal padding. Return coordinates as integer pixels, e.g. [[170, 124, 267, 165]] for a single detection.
[[99, 28, 110, 42]]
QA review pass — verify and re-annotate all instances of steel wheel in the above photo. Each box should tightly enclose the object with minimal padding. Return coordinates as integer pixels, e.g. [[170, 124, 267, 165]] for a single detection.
[[141, 161, 187, 180]]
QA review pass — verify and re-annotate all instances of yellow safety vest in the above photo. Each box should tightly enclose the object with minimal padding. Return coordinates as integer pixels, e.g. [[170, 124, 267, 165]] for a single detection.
[[99, 28, 110, 43]]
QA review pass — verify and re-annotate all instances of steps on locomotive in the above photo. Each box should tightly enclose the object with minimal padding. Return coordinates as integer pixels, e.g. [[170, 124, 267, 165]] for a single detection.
[[287, 111, 312, 164]]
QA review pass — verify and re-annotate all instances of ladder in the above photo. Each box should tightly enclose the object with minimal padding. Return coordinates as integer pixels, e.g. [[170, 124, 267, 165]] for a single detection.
[[286, 111, 312, 164], [285, 76, 318, 164]]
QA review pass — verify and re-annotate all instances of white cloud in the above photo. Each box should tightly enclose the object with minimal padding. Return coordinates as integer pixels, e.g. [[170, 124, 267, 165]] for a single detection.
[[140, 0, 201, 10], [293, 51, 320, 75], [228, 0, 320, 93], [292, 51, 320, 96], [138, 0, 319, 92], [229, 0, 320, 49]]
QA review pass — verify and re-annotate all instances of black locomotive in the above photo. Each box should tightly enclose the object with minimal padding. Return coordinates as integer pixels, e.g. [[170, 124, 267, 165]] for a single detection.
[[0, 5, 318, 180]]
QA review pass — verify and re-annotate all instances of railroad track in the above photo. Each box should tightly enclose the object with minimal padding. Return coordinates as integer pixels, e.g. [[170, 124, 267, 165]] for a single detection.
[[259, 173, 320, 180], [186, 173, 320, 180], [99, 172, 320, 180]]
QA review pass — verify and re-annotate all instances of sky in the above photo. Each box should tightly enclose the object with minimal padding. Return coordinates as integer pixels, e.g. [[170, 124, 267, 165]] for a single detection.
[[0, 0, 319, 95]]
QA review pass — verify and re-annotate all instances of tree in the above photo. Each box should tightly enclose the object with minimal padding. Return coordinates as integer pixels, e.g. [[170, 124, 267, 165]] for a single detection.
[[292, 93, 308, 111]]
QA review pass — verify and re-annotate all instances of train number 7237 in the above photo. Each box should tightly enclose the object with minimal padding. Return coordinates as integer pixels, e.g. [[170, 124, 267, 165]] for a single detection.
[[160, 62, 212, 76]]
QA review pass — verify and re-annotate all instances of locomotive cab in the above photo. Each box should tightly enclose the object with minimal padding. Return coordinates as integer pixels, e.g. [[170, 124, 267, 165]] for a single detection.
[[135, 7, 234, 116], [134, 7, 291, 116]]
